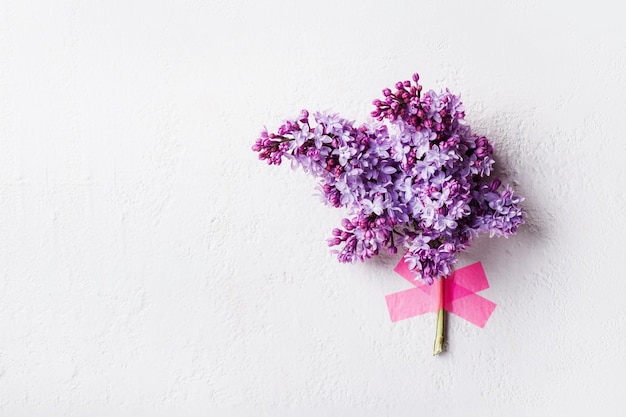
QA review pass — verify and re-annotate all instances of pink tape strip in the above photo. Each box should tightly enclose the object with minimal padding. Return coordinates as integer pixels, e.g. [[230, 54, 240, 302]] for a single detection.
[[385, 259, 496, 328]]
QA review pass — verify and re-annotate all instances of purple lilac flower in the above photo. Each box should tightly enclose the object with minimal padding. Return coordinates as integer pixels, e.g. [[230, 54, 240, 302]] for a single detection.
[[252, 73, 525, 283]]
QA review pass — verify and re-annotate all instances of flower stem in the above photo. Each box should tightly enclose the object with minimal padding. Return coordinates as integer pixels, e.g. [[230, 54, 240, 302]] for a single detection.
[[433, 279, 445, 355]]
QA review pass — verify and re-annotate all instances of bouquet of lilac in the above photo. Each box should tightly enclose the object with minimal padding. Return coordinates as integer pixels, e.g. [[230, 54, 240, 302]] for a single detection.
[[252, 73, 524, 285]]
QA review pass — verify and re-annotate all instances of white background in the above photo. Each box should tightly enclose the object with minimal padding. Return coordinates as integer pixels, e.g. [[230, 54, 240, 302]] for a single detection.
[[1, 0, 625, 415]]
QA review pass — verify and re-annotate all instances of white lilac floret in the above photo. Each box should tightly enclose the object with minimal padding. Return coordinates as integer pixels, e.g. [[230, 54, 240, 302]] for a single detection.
[[252, 73, 524, 284]]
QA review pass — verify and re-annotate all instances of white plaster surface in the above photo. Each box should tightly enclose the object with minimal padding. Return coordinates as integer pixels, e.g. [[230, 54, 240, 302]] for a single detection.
[[1, 0, 625, 415]]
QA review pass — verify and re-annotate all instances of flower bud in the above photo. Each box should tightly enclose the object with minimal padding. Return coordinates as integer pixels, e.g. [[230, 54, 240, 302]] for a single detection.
[[327, 237, 342, 247], [341, 218, 354, 230], [489, 178, 502, 192]]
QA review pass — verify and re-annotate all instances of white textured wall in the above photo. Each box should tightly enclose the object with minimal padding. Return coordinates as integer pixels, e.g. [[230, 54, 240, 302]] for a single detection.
[[1, 0, 625, 415]]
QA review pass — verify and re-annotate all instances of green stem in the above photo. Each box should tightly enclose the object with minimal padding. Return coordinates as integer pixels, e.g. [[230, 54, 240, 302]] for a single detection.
[[433, 307, 445, 355], [433, 279, 445, 355]]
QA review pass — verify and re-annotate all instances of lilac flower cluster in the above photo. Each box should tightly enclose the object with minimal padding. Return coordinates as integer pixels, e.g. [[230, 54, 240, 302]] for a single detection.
[[252, 73, 524, 283]]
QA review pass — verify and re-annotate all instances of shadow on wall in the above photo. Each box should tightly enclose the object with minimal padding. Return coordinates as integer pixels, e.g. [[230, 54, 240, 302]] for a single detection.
[[485, 110, 552, 247], [462, 108, 559, 306]]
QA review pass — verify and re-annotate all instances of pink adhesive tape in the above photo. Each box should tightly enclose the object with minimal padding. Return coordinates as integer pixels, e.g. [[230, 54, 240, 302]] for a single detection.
[[386, 259, 496, 328]]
